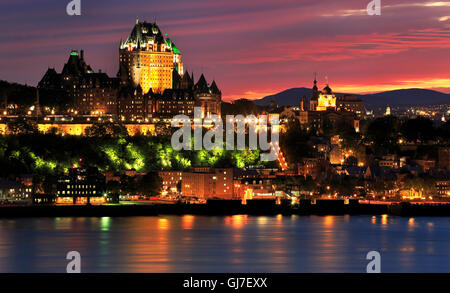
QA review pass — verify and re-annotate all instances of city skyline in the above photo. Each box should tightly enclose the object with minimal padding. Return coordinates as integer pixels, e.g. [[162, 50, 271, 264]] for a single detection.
[[1, 0, 450, 279], [1, 0, 450, 101]]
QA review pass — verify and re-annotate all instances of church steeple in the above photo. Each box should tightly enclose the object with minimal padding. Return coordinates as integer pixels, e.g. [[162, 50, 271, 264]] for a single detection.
[[311, 72, 319, 100]]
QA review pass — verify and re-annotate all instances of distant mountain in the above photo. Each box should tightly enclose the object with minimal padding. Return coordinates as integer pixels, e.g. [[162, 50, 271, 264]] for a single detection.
[[254, 88, 317, 106], [254, 87, 450, 108], [359, 89, 450, 107]]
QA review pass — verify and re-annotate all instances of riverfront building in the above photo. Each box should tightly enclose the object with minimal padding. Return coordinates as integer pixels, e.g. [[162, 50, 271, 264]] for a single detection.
[[56, 167, 106, 204]]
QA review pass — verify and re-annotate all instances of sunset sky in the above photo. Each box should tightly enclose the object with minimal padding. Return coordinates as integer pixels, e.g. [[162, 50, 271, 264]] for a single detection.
[[1, 0, 449, 101]]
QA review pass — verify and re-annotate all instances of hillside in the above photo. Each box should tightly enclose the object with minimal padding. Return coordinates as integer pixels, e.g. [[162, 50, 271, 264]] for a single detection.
[[254, 87, 450, 107]]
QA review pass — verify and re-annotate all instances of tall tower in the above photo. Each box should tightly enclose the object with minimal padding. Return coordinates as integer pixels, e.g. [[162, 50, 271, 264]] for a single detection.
[[119, 19, 183, 94], [310, 73, 319, 111]]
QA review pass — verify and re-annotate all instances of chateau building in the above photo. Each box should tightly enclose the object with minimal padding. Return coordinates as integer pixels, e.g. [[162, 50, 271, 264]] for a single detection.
[[116, 73, 221, 121], [118, 20, 183, 94], [193, 74, 222, 117], [115, 20, 221, 121], [117, 85, 150, 122], [153, 89, 196, 118], [38, 50, 119, 116], [38, 20, 222, 124]]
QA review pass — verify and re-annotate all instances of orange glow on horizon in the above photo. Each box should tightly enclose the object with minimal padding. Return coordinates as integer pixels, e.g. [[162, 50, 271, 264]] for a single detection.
[[223, 77, 450, 101]]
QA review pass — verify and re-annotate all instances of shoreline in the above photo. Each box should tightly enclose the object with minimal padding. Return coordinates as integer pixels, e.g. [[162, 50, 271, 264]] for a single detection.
[[0, 200, 449, 218]]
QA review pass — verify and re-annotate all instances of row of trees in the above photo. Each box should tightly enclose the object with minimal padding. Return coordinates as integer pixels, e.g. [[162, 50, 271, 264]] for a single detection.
[[2, 115, 448, 177], [106, 172, 161, 197], [365, 116, 449, 154], [0, 80, 74, 113], [0, 129, 273, 180], [280, 116, 449, 164], [270, 172, 439, 198]]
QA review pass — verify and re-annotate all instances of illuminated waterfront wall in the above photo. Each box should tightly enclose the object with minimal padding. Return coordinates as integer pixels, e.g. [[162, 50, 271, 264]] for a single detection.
[[0, 123, 155, 136]]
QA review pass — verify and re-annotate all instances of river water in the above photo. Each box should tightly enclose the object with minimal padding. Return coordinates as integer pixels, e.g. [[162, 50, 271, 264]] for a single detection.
[[0, 215, 449, 273]]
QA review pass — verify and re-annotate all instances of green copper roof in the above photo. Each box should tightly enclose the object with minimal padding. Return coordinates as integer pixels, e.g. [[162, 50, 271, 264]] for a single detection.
[[165, 38, 181, 54], [172, 44, 180, 54]]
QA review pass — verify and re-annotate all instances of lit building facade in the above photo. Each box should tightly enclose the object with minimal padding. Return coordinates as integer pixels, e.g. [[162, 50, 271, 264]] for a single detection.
[[181, 168, 233, 200], [154, 89, 196, 117], [117, 72, 221, 121], [298, 158, 322, 179], [299, 77, 361, 132], [119, 20, 183, 94], [233, 178, 275, 200], [436, 180, 450, 197], [316, 84, 336, 111], [0, 121, 155, 136], [0, 180, 32, 203], [159, 171, 183, 194], [117, 85, 151, 122], [56, 167, 106, 205]]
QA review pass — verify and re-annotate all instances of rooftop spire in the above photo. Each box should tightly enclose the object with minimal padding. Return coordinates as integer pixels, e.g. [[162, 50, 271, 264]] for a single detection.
[[312, 72, 318, 90]]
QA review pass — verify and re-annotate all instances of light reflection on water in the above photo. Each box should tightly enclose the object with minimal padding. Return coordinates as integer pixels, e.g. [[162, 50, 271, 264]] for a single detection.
[[0, 215, 449, 273]]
